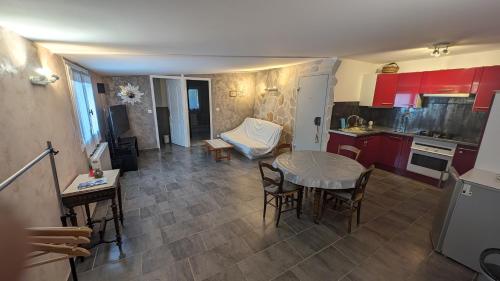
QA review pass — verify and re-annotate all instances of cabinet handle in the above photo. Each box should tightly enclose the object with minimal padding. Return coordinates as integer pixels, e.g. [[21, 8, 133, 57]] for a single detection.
[[381, 102, 393, 105], [437, 88, 454, 92], [458, 148, 478, 152], [475, 106, 489, 109], [388, 136, 402, 140]]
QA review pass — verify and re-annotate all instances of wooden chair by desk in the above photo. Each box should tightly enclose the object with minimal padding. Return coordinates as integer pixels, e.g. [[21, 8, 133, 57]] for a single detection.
[[61, 170, 123, 253]]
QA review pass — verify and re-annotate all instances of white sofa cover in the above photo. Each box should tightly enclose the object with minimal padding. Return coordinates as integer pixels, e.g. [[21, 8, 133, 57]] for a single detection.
[[221, 118, 283, 159]]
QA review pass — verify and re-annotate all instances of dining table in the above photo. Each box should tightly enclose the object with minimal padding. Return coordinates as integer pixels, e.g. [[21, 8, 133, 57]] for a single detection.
[[273, 150, 366, 223]]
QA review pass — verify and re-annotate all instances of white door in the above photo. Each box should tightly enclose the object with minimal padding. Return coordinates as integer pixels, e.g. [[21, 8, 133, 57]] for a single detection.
[[166, 78, 190, 147], [294, 74, 329, 151]]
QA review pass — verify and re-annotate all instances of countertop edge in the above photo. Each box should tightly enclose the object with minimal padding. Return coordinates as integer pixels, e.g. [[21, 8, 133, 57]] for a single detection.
[[328, 128, 479, 147]]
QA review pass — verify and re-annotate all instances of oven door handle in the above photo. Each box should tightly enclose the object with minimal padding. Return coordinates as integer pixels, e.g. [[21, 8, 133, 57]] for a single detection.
[[410, 147, 454, 158]]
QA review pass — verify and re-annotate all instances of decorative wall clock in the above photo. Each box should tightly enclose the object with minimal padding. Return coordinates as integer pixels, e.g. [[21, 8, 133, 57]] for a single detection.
[[118, 83, 144, 104]]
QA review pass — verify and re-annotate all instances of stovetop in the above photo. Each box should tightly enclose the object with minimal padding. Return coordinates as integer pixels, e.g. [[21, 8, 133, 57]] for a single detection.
[[415, 130, 454, 140]]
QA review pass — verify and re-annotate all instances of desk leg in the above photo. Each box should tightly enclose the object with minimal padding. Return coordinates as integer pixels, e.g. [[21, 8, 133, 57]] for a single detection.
[[111, 198, 124, 255], [84, 204, 93, 228], [69, 208, 78, 226], [313, 189, 324, 224], [117, 182, 124, 225]]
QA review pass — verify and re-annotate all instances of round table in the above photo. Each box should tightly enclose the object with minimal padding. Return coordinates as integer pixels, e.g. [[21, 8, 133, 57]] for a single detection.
[[273, 150, 365, 222]]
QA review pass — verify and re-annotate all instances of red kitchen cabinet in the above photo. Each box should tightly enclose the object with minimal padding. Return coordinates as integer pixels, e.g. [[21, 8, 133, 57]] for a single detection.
[[473, 66, 500, 112], [355, 135, 380, 167], [452, 145, 479, 175], [419, 68, 477, 94], [372, 74, 398, 107], [397, 136, 413, 170], [327, 132, 356, 154], [378, 134, 405, 168], [395, 72, 423, 108]]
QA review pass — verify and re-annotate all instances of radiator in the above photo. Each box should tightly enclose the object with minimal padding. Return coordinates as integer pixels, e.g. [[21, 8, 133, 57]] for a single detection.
[[90, 142, 112, 170]]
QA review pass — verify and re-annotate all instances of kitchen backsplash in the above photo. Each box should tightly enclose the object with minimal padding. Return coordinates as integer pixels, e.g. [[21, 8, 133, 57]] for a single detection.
[[331, 97, 488, 144]]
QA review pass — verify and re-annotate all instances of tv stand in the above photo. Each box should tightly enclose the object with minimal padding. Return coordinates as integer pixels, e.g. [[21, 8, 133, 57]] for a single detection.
[[111, 136, 139, 173], [118, 136, 139, 157]]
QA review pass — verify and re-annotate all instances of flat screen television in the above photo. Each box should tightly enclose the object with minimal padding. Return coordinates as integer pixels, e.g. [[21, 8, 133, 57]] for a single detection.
[[108, 105, 130, 138]]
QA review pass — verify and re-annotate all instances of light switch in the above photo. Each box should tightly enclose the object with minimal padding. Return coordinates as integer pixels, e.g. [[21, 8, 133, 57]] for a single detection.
[[216, 107, 220, 112], [147, 109, 152, 113]]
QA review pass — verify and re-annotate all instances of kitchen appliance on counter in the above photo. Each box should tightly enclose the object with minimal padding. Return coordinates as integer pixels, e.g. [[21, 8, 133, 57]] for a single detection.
[[431, 168, 500, 280], [406, 136, 456, 181]]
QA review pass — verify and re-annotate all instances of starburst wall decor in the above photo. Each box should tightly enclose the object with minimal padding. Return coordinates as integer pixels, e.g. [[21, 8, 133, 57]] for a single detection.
[[117, 83, 144, 105]]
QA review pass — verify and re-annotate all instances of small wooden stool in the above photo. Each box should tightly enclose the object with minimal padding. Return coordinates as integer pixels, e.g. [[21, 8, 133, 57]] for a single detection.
[[204, 139, 233, 161]]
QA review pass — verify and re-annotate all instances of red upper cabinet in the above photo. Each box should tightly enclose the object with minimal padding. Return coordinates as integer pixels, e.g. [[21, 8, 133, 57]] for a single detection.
[[394, 72, 422, 108], [473, 66, 500, 112], [372, 74, 398, 107], [419, 68, 477, 94]]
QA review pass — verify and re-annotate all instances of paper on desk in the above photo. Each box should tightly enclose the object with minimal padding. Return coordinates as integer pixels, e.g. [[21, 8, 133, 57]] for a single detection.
[[77, 178, 108, 190]]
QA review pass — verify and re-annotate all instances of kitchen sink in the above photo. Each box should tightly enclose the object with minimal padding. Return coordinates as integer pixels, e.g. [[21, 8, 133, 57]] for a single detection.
[[340, 127, 373, 133]]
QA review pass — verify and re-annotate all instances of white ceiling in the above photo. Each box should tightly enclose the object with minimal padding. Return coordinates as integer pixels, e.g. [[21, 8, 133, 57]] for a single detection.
[[1, 0, 500, 74]]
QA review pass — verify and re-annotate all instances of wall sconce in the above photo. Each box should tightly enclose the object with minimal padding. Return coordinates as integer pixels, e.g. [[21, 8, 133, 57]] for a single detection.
[[29, 68, 59, 85]]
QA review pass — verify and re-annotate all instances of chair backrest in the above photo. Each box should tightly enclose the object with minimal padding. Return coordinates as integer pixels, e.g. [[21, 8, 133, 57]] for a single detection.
[[338, 145, 361, 161], [351, 165, 375, 202], [274, 143, 292, 156], [258, 161, 284, 193]]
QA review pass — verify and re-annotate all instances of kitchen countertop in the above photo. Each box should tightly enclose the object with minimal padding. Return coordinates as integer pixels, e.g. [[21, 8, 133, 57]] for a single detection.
[[461, 168, 500, 191], [329, 126, 479, 147]]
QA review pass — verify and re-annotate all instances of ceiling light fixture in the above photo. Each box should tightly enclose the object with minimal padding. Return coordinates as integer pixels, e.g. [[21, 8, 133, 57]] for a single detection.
[[429, 42, 452, 58]]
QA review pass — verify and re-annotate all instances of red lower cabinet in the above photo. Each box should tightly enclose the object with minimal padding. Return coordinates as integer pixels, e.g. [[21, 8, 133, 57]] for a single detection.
[[327, 132, 356, 154], [355, 136, 380, 167], [452, 145, 479, 175], [378, 134, 404, 168]]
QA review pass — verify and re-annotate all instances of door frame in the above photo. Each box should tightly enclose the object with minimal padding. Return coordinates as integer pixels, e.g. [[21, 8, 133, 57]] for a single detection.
[[149, 75, 190, 148], [149, 75, 213, 149], [184, 77, 214, 140], [293, 73, 331, 151]]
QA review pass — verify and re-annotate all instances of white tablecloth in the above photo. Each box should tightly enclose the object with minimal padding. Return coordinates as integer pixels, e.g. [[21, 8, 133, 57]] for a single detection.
[[273, 150, 365, 190]]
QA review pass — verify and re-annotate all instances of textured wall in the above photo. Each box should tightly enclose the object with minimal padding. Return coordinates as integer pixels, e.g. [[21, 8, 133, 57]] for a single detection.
[[0, 28, 89, 281], [209, 73, 256, 137], [254, 59, 339, 148], [104, 76, 158, 149]]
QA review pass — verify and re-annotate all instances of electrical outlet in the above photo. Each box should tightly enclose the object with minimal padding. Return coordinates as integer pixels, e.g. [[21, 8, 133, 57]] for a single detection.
[[461, 184, 472, 196]]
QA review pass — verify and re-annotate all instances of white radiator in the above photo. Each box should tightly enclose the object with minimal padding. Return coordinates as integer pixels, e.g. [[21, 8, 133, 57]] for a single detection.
[[90, 142, 112, 170]]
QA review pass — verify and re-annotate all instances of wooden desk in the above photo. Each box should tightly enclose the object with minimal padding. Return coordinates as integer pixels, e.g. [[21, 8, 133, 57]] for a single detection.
[[62, 170, 123, 252]]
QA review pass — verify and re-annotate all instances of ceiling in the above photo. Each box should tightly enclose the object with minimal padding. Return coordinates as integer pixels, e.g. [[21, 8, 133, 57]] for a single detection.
[[1, 0, 500, 75]]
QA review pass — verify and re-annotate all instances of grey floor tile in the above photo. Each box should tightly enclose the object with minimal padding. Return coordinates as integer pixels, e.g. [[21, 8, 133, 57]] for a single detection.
[[238, 241, 303, 281], [167, 234, 206, 261], [272, 271, 300, 281], [333, 227, 385, 265], [201, 265, 246, 281], [291, 246, 356, 281], [138, 259, 194, 281], [287, 225, 341, 258]]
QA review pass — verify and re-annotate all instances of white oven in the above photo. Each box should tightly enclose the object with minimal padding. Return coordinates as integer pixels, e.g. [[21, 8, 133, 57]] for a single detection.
[[406, 137, 457, 180]]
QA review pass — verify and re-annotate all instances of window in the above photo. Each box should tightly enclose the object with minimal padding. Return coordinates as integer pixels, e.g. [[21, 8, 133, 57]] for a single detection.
[[188, 89, 200, 110], [66, 62, 100, 155]]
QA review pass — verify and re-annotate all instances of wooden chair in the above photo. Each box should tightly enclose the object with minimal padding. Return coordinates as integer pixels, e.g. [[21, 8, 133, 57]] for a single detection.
[[274, 143, 292, 156], [321, 165, 375, 233], [258, 161, 303, 227], [338, 145, 361, 161]]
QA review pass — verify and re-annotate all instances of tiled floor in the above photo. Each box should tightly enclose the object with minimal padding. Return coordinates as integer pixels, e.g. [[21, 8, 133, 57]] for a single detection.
[[76, 145, 475, 281]]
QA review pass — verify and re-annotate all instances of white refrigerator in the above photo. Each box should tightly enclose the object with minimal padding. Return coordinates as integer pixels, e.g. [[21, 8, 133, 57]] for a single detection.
[[431, 93, 500, 280]]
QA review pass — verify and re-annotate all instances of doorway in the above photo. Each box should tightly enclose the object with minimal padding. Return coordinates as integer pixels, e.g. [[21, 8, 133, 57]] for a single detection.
[[151, 76, 190, 148], [150, 76, 213, 149], [293, 74, 329, 151], [186, 79, 211, 146]]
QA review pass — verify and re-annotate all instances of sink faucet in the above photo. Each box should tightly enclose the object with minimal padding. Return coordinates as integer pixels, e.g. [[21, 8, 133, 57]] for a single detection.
[[346, 115, 363, 127]]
